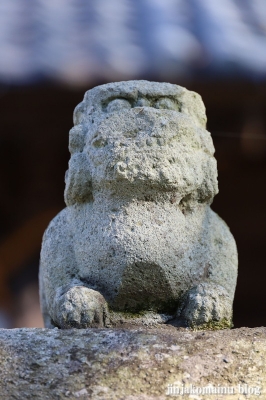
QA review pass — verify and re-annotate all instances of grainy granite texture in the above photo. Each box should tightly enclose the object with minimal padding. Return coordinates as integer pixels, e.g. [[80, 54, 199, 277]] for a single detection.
[[0, 327, 265, 399], [39, 81, 238, 329]]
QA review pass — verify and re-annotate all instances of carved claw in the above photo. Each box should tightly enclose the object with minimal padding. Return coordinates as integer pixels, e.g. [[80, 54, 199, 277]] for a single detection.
[[177, 283, 233, 329], [53, 286, 109, 328]]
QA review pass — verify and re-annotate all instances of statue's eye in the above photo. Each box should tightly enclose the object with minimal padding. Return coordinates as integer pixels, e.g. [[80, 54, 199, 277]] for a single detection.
[[154, 98, 177, 110], [135, 98, 150, 107], [107, 98, 131, 113]]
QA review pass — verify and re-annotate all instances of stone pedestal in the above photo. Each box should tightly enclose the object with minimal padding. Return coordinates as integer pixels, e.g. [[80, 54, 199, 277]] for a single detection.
[[0, 327, 264, 399]]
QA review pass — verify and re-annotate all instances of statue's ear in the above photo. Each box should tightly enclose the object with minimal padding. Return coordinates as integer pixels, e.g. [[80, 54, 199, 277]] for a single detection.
[[195, 157, 219, 205], [69, 125, 86, 154], [179, 90, 207, 129], [64, 153, 92, 206], [73, 101, 86, 126]]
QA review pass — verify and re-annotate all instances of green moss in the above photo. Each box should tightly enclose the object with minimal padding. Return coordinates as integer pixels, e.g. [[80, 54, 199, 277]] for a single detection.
[[190, 318, 233, 331], [108, 297, 179, 316]]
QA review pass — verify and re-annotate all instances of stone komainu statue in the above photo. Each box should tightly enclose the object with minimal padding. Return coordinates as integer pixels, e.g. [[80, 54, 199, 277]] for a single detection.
[[39, 81, 238, 329]]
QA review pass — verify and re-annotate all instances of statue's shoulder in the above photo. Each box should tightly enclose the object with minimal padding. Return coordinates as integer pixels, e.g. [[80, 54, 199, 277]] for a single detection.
[[208, 207, 230, 231], [42, 207, 69, 241], [207, 207, 237, 251]]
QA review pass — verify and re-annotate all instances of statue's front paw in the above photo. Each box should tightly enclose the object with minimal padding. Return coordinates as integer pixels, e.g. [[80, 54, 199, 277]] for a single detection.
[[54, 286, 108, 328], [177, 283, 233, 329]]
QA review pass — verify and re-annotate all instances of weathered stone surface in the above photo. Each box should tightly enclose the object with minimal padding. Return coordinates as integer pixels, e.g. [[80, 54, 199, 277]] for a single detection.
[[0, 327, 265, 399], [39, 81, 238, 329]]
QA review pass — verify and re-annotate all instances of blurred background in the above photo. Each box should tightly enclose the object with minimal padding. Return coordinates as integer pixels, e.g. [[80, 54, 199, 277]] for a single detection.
[[0, 0, 265, 328]]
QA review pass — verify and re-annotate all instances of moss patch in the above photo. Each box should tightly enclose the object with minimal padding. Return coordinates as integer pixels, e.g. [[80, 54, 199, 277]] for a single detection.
[[190, 318, 233, 331]]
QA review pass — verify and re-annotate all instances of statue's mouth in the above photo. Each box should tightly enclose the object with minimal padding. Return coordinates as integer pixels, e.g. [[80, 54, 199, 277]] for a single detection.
[[84, 107, 216, 200]]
